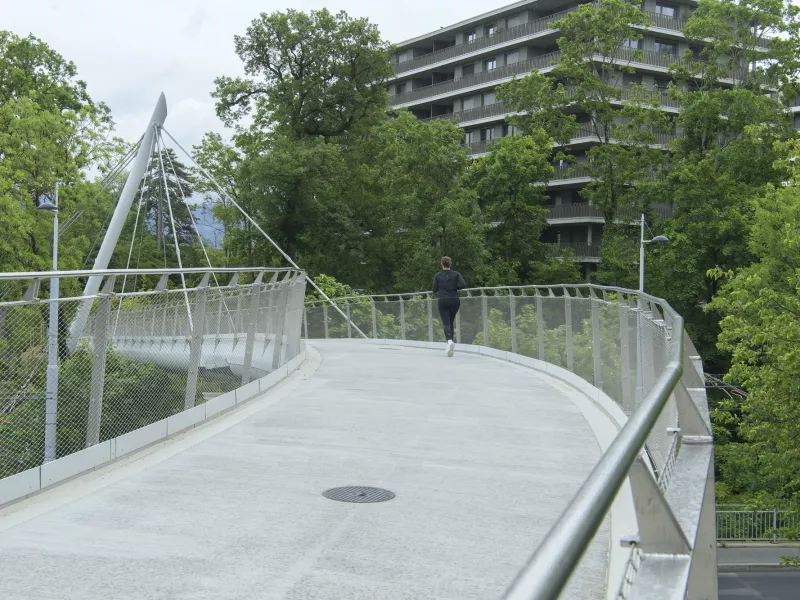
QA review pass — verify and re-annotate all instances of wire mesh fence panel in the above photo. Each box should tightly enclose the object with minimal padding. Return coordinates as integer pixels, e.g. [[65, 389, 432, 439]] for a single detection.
[[570, 295, 595, 385], [457, 296, 482, 345], [540, 294, 569, 369], [0, 268, 305, 483], [513, 294, 541, 359], [323, 300, 349, 340], [404, 295, 430, 342], [476, 294, 513, 350], [598, 299, 623, 404], [372, 301, 401, 340], [0, 304, 48, 478], [305, 305, 327, 339]]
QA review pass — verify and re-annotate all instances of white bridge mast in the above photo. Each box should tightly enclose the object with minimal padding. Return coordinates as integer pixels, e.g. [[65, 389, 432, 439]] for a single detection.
[[68, 93, 168, 351]]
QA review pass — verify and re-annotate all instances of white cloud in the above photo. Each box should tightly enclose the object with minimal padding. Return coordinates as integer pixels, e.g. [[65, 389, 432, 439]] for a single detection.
[[5, 0, 501, 149]]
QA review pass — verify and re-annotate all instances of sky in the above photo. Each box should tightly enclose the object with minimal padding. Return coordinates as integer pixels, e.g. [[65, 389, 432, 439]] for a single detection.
[[4, 0, 505, 150]]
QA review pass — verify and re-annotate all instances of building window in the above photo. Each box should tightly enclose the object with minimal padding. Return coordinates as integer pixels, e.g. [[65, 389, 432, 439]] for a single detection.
[[396, 51, 409, 64], [623, 38, 640, 49], [465, 131, 475, 145], [505, 50, 520, 65], [503, 124, 519, 137], [485, 23, 497, 36], [481, 127, 495, 142], [654, 78, 671, 94], [396, 82, 406, 95], [461, 63, 475, 77], [655, 40, 677, 56], [483, 91, 496, 106], [465, 29, 476, 43], [462, 95, 478, 110], [484, 57, 497, 71], [655, 2, 677, 18]]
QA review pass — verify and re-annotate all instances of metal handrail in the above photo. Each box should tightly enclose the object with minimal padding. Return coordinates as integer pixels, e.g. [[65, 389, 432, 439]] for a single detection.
[[0, 267, 301, 282]]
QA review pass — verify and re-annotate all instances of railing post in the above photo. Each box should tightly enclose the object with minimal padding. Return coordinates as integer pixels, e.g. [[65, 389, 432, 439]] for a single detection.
[[509, 289, 518, 355], [591, 291, 602, 388], [565, 288, 574, 372], [346, 300, 352, 339], [272, 274, 290, 370], [371, 298, 378, 339], [303, 306, 308, 340], [85, 276, 114, 448], [427, 293, 434, 342], [185, 274, 209, 409], [482, 293, 489, 345], [456, 308, 462, 344], [399, 296, 406, 340], [536, 291, 545, 361], [323, 304, 329, 339], [773, 507, 778, 543]]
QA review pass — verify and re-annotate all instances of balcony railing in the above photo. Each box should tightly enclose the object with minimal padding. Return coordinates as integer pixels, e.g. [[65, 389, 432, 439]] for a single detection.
[[392, 8, 706, 77], [389, 52, 561, 106], [544, 203, 673, 221], [394, 8, 575, 76], [548, 242, 602, 259]]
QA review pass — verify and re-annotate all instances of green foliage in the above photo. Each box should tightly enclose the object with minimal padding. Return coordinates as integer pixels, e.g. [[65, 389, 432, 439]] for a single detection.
[[706, 140, 800, 538], [213, 9, 393, 139]]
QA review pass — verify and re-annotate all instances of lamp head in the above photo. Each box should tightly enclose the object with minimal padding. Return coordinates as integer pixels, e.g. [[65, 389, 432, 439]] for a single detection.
[[651, 235, 670, 243], [37, 199, 58, 212]]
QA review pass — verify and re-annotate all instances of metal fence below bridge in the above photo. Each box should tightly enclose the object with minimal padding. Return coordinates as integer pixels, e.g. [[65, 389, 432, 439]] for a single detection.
[[717, 507, 799, 542]]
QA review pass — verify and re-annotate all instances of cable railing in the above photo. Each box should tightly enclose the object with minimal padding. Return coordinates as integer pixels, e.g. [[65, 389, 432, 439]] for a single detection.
[[0, 267, 306, 482], [304, 283, 714, 598]]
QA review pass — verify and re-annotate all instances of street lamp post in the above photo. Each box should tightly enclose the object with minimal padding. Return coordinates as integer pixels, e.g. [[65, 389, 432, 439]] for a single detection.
[[38, 183, 59, 463], [636, 214, 669, 405]]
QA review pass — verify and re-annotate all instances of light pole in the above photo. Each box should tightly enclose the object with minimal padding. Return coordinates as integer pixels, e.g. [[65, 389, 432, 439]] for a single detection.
[[636, 214, 669, 405], [37, 183, 59, 463]]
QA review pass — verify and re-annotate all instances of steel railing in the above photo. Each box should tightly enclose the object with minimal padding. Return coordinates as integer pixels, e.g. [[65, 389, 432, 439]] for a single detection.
[[0, 267, 306, 481], [717, 507, 798, 541], [304, 284, 715, 598]]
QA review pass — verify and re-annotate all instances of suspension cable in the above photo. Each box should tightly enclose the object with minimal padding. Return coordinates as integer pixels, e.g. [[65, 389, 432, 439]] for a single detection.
[[160, 127, 368, 340], [162, 140, 237, 330], [155, 128, 193, 331]]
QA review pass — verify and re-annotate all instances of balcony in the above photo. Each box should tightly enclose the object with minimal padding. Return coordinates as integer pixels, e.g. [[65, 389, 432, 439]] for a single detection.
[[391, 8, 718, 79], [393, 8, 575, 76], [544, 203, 673, 222], [390, 52, 561, 106], [548, 242, 602, 261]]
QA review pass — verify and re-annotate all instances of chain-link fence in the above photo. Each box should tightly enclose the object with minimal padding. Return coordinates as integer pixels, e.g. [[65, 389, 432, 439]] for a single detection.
[[0, 268, 305, 481], [305, 284, 714, 599]]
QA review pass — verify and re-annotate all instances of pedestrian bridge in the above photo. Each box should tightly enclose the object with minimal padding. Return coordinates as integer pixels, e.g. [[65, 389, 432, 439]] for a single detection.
[[0, 269, 717, 600]]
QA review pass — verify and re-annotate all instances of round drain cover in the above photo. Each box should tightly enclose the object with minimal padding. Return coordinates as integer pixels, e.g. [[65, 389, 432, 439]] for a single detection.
[[323, 486, 395, 503]]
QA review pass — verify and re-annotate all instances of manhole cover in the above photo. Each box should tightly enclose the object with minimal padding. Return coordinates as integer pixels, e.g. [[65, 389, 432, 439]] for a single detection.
[[323, 486, 395, 503]]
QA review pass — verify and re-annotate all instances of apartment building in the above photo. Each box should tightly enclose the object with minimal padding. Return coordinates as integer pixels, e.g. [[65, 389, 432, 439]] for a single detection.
[[387, 0, 702, 270]]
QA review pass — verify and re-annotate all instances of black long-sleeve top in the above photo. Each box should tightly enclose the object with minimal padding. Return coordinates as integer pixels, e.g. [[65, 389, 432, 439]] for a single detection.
[[432, 270, 467, 299]]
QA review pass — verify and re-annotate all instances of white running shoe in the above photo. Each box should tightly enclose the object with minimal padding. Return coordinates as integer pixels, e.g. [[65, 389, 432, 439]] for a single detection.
[[447, 340, 455, 357]]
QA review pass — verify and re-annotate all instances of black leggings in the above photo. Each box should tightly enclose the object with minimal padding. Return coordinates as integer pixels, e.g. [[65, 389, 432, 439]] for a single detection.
[[437, 297, 460, 342]]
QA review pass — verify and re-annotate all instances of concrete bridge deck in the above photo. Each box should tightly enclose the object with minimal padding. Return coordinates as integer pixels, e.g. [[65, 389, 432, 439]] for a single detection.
[[0, 340, 609, 600]]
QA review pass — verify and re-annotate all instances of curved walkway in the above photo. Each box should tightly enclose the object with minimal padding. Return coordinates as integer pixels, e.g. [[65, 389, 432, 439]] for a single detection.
[[0, 340, 608, 600]]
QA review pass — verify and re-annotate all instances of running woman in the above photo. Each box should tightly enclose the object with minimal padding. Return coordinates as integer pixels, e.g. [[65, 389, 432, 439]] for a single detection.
[[432, 256, 466, 357]]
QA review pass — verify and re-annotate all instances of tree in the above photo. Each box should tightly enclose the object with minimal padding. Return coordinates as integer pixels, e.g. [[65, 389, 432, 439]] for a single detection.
[[213, 9, 394, 140], [705, 138, 800, 547], [467, 132, 581, 285]]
